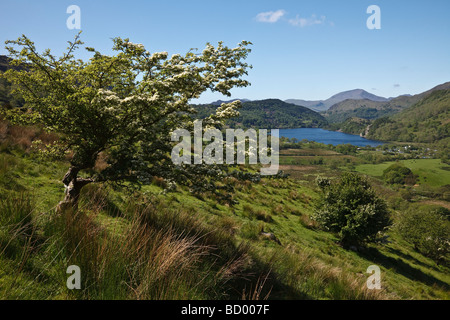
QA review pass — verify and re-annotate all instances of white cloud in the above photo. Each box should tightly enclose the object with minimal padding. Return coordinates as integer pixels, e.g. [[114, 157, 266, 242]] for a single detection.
[[288, 14, 326, 27], [255, 10, 286, 23]]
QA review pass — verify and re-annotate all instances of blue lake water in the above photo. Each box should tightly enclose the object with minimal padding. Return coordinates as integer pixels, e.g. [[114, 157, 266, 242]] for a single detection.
[[278, 128, 384, 147]]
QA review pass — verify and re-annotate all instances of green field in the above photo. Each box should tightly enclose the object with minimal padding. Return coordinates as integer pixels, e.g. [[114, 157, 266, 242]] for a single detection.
[[356, 159, 450, 187]]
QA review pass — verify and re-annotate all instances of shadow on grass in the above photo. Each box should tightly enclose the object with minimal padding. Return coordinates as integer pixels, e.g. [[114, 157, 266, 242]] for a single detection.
[[385, 246, 442, 273], [358, 247, 449, 291]]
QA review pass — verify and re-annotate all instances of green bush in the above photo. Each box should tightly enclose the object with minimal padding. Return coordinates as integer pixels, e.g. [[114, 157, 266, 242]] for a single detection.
[[312, 173, 391, 246], [397, 206, 450, 266], [382, 163, 416, 185]]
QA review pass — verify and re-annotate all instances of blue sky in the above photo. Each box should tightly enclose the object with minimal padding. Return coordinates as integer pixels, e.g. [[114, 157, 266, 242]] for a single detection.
[[1, 0, 449, 103]]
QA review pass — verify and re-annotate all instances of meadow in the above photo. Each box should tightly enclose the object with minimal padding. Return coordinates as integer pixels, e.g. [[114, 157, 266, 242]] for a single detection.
[[355, 159, 450, 187]]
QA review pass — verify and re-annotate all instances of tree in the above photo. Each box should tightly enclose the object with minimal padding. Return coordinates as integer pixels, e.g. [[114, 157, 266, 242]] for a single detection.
[[312, 173, 391, 247], [1, 33, 253, 211], [382, 163, 416, 185], [397, 206, 449, 266]]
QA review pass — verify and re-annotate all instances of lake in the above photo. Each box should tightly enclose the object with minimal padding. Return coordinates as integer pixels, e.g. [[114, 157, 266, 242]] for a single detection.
[[278, 128, 384, 147]]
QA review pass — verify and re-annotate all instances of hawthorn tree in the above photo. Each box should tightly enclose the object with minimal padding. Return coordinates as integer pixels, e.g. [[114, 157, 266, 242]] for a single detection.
[[313, 173, 391, 247], [1, 32, 253, 211]]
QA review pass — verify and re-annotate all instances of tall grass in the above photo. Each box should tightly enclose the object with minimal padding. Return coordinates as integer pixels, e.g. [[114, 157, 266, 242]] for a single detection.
[[260, 244, 389, 300], [0, 192, 35, 260], [36, 192, 258, 300], [0, 192, 42, 299]]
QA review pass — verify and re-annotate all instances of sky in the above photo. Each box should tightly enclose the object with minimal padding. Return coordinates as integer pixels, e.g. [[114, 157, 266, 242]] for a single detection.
[[1, 0, 449, 103]]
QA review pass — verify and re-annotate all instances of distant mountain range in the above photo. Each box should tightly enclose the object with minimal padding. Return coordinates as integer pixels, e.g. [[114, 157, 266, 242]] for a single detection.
[[326, 83, 450, 147], [285, 89, 390, 112], [323, 82, 450, 123]]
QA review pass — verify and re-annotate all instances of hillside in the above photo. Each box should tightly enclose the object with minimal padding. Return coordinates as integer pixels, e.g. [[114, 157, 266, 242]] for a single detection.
[[367, 89, 450, 147], [1, 124, 449, 300], [193, 99, 328, 129], [286, 89, 388, 112], [0, 55, 25, 108], [324, 82, 450, 124], [327, 117, 372, 136]]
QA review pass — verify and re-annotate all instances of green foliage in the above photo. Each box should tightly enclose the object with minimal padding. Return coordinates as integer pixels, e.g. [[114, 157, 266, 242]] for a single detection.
[[397, 207, 450, 266], [334, 144, 358, 155], [312, 173, 391, 246], [1, 33, 254, 202], [326, 117, 371, 136], [382, 163, 416, 185]]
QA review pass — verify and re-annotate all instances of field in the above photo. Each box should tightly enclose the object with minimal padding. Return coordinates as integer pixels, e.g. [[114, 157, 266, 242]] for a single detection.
[[356, 159, 450, 187]]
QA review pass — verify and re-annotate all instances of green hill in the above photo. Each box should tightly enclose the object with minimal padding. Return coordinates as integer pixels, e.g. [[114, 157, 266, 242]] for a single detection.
[[327, 117, 372, 136], [193, 99, 328, 129], [1, 127, 449, 300], [323, 82, 450, 124], [367, 89, 450, 147]]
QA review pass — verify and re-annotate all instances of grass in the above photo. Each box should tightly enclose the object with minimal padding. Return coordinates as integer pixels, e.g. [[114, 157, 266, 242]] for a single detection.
[[0, 140, 449, 300]]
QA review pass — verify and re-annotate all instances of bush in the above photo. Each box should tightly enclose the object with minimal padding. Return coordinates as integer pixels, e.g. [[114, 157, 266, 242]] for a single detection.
[[312, 173, 391, 246], [397, 207, 450, 266], [382, 163, 416, 185]]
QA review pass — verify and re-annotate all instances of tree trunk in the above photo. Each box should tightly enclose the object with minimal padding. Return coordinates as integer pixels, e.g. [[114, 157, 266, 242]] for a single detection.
[[56, 167, 93, 213]]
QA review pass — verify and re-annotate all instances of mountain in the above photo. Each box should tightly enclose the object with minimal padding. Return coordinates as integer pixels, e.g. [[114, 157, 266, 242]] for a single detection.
[[366, 89, 450, 147], [324, 82, 450, 124], [326, 89, 389, 105], [0, 55, 26, 108], [192, 99, 327, 129], [0, 55, 11, 72], [286, 89, 388, 112]]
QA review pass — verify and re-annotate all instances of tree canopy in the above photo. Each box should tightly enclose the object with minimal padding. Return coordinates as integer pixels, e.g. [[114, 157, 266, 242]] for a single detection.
[[1, 32, 253, 209], [313, 173, 391, 246]]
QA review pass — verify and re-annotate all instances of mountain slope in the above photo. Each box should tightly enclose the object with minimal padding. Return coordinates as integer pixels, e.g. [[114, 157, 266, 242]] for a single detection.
[[193, 99, 327, 129], [367, 89, 450, 146], [286, 89, 388, 112], [0, 55, 25, 108], [324, 82, 450, 123]]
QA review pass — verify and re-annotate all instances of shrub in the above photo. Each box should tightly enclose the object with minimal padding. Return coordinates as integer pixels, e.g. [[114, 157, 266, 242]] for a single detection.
[[382, 163, 416, 185], [312, 173, 391, 247], [397, 207, 450, 266]]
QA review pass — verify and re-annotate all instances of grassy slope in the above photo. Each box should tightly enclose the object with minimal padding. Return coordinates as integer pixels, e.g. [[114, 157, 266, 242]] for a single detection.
[[1, 146, 449, 300]]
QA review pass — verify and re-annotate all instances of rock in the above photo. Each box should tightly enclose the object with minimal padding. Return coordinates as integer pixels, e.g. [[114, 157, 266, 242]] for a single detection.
[[260, 231, 281, 245]]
